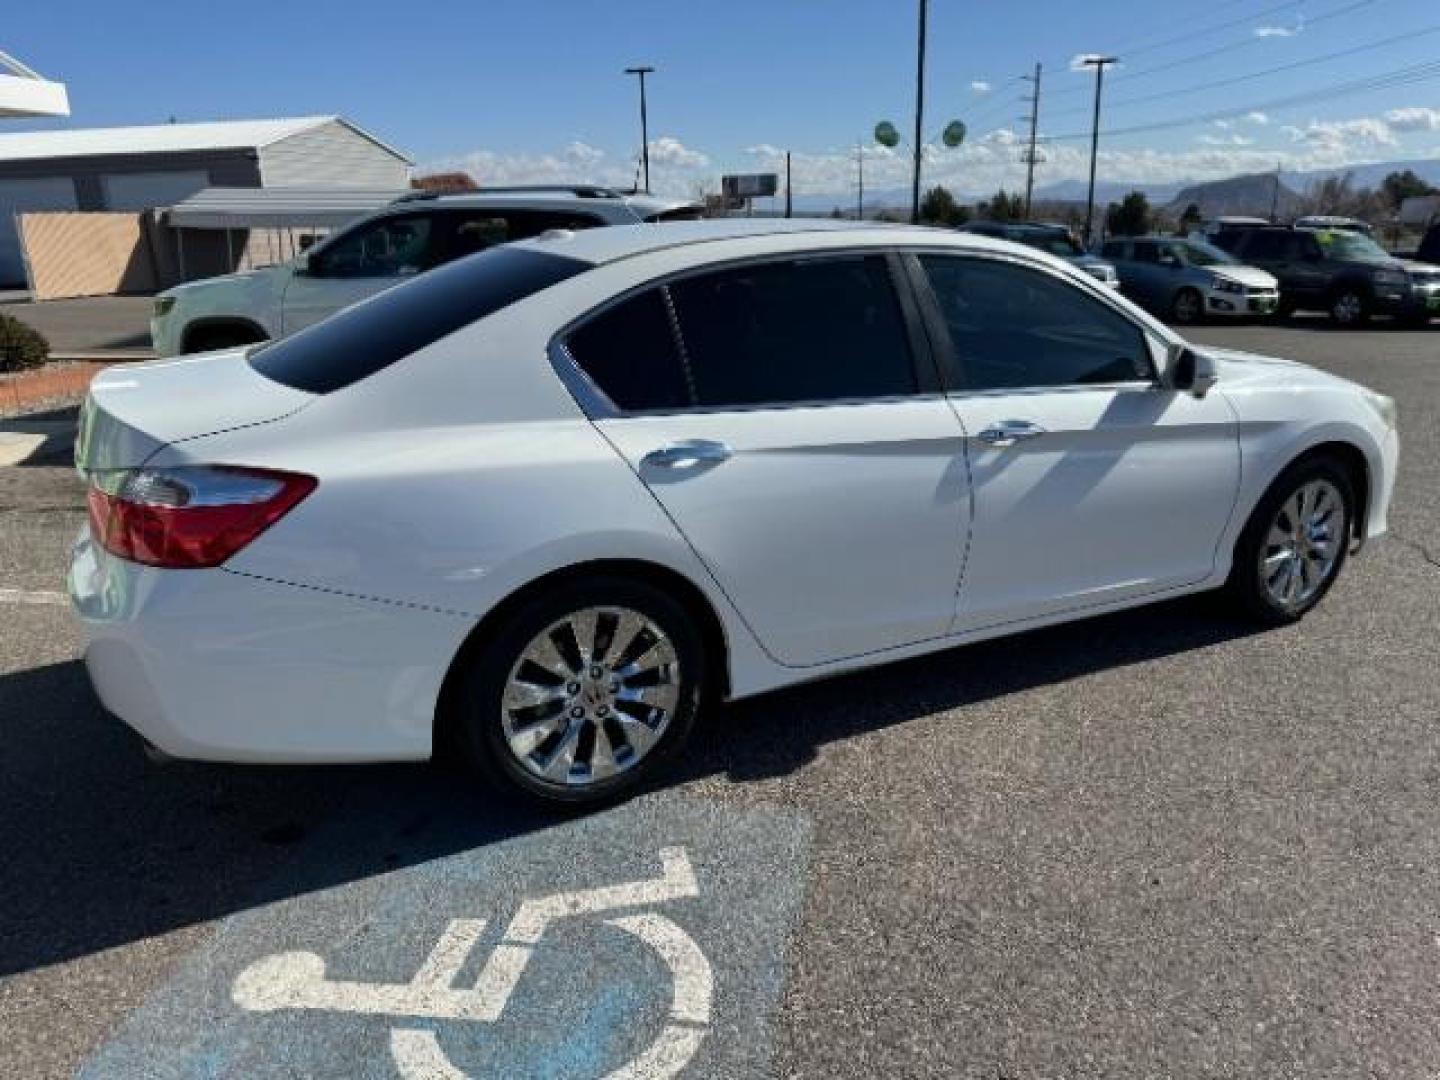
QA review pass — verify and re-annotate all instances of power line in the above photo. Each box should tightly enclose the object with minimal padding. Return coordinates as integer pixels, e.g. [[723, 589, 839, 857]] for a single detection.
[[1041, 57, 1440, 142], [1044, 0, 1378, 103], [1045, 12, 1434, 120]]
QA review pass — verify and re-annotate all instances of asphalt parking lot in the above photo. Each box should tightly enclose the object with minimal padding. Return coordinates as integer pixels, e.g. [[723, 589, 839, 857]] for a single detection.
[[2, 318, 1438, 1078]]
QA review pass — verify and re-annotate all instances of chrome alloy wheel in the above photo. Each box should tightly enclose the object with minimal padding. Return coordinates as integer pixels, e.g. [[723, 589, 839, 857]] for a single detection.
[[500, 606, 681, 786], [1258, 479, 1344, 610]]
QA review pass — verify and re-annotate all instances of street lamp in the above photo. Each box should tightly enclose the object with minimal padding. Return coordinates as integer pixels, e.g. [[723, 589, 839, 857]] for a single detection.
[[1081, 55, 1117, 246], [624, 66, 655, 193]]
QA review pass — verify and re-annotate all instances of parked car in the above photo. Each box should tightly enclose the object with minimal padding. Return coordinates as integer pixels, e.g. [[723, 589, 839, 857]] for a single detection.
[[959, 221, 1120, 287], [1191, 216, 1271, 243], [74, 220, 1398, 805], [1212, 226, 1440, 326], [1099, 235, 1279, 323], [149, 186, 703, 356], [1418, 221, 1440, 265], [1293, 215, 1374, 237]]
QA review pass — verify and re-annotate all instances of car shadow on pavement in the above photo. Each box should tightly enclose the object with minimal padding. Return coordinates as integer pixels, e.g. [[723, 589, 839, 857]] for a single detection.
[[0, 592, 1260, 979], [679, 591, 1265, 785]]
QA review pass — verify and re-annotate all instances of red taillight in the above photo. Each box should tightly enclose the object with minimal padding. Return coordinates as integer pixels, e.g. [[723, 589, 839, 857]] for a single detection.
[[87, 466, 316, 569]]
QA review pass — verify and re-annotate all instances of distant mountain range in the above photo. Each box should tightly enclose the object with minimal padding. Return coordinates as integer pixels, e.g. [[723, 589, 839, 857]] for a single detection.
[[1163, 173, 1304, 218], [789, 158, 1440, 215]]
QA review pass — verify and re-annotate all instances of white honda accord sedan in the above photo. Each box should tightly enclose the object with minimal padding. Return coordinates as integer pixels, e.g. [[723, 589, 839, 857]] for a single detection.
[[70, 220, 1399, 805]]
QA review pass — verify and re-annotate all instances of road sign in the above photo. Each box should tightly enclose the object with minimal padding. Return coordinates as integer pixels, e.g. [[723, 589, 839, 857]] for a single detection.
[[942, 121, 966, 148], [874, 121, 900, 148], [721, 173, 778, 199]]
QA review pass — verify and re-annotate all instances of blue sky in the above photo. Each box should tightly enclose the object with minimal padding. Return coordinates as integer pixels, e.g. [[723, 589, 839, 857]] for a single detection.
[[8, 0, 1440, 198]]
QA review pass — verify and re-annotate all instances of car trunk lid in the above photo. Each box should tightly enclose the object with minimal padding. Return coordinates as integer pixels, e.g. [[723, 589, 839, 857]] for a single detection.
[[76, 349, 315, 472]]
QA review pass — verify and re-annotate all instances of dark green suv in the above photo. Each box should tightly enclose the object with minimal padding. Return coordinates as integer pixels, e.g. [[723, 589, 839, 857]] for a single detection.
[[1213, 226, 1439, 327]]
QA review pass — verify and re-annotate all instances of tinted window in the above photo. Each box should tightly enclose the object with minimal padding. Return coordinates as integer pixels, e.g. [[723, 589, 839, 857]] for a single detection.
[[1240, 231, 1288, 259], [668, 256, 917, 408], [313, 214, 436, 278], [433, 209, 607, 265], [1132, 241, 1161, 264], [1100, 240, 1127, 259], [251, 247, 590, 394], [920, 256, 1151, 391], [565, 289, 691, 412]]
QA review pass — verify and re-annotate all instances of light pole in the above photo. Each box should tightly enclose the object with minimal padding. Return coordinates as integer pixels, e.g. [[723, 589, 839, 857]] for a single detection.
[[1081, 55, 1116, 246], [910, 0, 928, 224], [624, 66, 654, 193]]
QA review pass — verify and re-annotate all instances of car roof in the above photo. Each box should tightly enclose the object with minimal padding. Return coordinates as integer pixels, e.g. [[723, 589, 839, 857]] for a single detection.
[[511, 218, 1003, 266], [394, 189, 696, 217]]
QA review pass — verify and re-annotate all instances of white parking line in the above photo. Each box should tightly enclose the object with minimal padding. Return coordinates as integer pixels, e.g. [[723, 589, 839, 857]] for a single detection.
[[0, 587, 68, 607]]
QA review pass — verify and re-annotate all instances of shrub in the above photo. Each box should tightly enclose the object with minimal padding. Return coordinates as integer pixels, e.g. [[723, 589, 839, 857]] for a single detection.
[[0, 313, 50, 373]]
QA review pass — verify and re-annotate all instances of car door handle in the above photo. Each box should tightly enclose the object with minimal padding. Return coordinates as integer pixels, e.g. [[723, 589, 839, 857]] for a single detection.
[[975, 420, 1047, 448], [641, 439, 734, 468]]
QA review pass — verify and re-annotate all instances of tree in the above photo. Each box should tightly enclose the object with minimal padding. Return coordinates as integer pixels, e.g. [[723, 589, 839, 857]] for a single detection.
[[1177, 202, 1202, 237], [977, 188, 1024, 222], [919, 185, 968, 226], [1105, 191, 1152, 237], [1381, 169, 1437, 210]]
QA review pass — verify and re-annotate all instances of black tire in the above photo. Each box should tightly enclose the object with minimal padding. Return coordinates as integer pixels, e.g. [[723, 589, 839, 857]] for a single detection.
[[1171, 287, 1204, 325], [1328, 288, 1370, 328], [1275, 298, 1296, 319], [184, 324, 266, 353], [450, 576, 706, 806], [1228, 455, 1354, 625]]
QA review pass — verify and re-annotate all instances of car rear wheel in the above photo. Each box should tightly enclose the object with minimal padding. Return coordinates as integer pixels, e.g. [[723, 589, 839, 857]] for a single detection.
[[1228, 457, 1353, 624], [184, 324, 267, 353], [451, 577, 705, 805], [1329, 289, 1369, 327], [1171, 287, 1204, 325]]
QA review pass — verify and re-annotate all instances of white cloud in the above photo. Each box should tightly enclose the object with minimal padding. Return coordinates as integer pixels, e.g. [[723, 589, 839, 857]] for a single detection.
[[1197, 133, 1256, 147], [1213, 119, 1232, 130], [1301, 117, 1397, 149], [1255, 16, 1304, 38], [1244, 112, 1270, 126], [647, 135, 709, 168], [970, 80, 991, 94], [1385, 107, 1440, 133], [983, 127, 1020, 146], [564, 140, 604, 165], [744, 143, 784, 159]]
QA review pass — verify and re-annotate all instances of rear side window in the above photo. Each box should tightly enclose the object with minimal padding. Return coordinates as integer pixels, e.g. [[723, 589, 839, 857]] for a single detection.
[[668, 256, 917, 408], [1100, 240, 1128, 259], [564, 290, 691, 412], [250, 247, 589, 394]]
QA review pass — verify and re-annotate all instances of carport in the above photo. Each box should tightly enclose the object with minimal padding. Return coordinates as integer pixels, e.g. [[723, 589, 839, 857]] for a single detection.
[[162, 186, 406, 280]]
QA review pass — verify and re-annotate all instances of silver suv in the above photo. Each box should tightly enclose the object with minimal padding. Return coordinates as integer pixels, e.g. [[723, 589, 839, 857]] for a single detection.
[[150, 186, 702, 356]]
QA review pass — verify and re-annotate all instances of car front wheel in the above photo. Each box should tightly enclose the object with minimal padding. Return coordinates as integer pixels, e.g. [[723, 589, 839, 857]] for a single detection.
[[1229, 457, 1353, 624], [451, 577, 706, 805], [1329, 289, 1369, 327]]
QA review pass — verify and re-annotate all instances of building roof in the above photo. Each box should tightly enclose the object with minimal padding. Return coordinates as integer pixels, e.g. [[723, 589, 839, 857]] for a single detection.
[[0, 50, 69, 119], [0, 115, 409, 164]]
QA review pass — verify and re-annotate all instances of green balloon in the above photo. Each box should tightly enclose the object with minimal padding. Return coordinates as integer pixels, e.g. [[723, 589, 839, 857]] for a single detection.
[[942, 120, 966, 148], [874, 121, 900, 148]]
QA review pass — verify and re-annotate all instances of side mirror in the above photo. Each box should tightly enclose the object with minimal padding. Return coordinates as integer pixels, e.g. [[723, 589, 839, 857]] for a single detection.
[[1166, 344, 1218, 398]]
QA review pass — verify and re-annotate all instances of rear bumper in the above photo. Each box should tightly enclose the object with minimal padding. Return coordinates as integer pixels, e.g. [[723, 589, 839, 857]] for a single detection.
[[68, 530, 472, 763]]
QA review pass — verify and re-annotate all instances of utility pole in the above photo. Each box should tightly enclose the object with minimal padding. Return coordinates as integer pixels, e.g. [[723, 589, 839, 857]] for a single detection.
[[1081, 55, 1117, 246], [1269, 161, 1282, 222], [785, 151, 793, 218], [1020, 62, 1043, 220], [856, 142, 864, 220], [624, 66, 654, 193], [911, 0, 928, 224]]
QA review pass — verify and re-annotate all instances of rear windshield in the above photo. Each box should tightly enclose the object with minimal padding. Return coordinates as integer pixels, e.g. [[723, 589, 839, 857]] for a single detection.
[[249, 246, 591, 394]]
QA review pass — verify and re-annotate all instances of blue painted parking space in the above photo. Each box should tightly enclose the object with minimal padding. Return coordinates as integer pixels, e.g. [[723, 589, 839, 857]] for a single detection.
[[80, 796, 811, 1079]]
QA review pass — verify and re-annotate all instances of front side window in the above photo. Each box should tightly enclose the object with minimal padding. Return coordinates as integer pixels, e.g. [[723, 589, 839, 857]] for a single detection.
[[667, 255, 917, 408], [312, 214, 435, 279], [919, 255, 1152, 391]]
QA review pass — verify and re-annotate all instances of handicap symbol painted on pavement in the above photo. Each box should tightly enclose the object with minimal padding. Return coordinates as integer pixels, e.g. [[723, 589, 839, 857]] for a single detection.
[[79, 796, 811, 1079], [231, 848, 711, 1079]]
